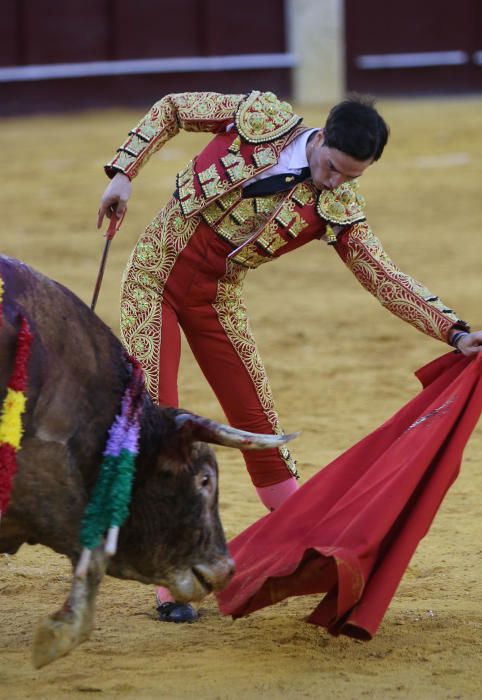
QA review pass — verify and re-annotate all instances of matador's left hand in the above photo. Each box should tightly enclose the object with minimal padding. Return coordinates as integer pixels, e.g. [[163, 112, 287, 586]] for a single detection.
[[456, 331, 482, 356]]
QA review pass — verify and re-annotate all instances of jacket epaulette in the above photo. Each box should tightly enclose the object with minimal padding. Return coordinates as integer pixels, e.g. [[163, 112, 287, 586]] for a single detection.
[[317, 181, 366, 227], [235, 91, 303, 144]]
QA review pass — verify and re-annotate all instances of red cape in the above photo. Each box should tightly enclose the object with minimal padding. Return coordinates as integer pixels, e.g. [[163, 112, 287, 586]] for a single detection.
[[217, 352, 482, 639]]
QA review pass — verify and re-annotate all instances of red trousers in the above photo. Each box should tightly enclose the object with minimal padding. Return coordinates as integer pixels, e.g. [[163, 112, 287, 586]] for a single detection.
[[120, 198, 296, 487]]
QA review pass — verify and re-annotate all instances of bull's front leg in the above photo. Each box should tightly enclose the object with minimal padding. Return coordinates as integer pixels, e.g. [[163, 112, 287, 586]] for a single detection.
[[31, 548, 106, 668]]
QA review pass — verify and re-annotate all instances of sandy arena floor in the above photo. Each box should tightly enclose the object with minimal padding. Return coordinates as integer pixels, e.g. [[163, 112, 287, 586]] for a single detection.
[[1, 98, 482, 699]]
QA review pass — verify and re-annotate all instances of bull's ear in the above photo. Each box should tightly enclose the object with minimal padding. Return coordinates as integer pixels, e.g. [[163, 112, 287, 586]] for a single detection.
[[174, 413, 299, 450]]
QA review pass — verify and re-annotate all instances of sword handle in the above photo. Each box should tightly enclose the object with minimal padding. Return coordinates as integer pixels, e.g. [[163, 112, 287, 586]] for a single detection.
[[90, 213, 125, 312], [105, 211, 124, 240]]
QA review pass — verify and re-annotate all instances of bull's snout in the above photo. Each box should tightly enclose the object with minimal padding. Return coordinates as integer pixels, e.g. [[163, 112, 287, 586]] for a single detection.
[[192, 555, 235, 594], [158, 555, 236, 603]]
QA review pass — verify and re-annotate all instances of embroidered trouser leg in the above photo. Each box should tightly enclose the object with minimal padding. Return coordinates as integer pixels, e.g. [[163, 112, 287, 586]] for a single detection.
[[120, 198, 297, 487]]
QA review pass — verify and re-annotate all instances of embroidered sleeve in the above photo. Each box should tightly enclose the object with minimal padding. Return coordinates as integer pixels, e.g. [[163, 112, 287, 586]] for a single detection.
[[105, 92, 245, 179], [334, 221, 469, 342]]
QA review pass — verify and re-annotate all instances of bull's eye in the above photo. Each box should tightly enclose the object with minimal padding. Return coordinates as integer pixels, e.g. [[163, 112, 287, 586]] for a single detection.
[[197, 464, 216, 493]]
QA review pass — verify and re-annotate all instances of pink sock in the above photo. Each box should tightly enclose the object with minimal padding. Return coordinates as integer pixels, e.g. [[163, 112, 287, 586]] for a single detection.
[[156, 586, 175, 604], [256, 477, 298, 511]]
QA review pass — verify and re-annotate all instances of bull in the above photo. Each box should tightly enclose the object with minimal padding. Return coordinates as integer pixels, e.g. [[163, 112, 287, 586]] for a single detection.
[[0, 255, 296, 667]]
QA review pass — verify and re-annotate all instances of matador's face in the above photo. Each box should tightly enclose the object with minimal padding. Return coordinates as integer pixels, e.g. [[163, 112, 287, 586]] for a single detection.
[[306, 129, 373, 191]]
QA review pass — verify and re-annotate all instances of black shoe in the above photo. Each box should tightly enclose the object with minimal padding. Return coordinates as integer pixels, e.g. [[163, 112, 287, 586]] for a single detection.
[[156, 601, 198, 623]]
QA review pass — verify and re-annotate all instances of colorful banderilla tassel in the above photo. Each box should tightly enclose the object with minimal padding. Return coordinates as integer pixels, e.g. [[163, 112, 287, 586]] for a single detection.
[[0, 276, 4, 327], [0, 315, 33, 518], [76, 358, 145, 577]]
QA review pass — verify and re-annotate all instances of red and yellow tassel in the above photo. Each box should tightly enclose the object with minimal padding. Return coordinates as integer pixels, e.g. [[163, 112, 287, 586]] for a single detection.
[[0, 308, 32, 516]]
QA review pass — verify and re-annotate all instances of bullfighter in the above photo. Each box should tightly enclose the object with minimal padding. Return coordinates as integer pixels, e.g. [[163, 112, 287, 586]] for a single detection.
[[98, 90, 482, 621]]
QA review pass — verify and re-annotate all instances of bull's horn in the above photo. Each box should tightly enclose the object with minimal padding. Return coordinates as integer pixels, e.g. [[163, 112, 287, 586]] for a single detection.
[[174, 413, 299, 449]]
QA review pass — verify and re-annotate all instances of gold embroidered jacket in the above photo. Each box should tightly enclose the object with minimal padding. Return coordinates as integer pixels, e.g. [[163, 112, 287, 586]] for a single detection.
[[106, 90, 468, 343]]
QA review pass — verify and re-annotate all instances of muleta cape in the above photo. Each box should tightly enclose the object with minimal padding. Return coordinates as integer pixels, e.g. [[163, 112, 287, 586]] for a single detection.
[[216, 352, 482, 639]]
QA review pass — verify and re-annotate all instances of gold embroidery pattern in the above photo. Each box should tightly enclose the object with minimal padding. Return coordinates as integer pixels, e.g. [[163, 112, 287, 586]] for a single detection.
[[228, 135, 241, 153], [206, 181, 317, 266], [177, 161, 206, 217], [257, 220, 288, 254], [198, 164, 219, 184], [273, 199, 309, 239], [317, 181, 366, 226], [230, 198, 261, 225], [173, 126, 306, 219], [212, 260, 298, 477], [292, 181, 316, 207], [252, 144, 278, 168], [201, 189, 243, 227], [220, 152, 256, 184], [235, 91, 302, 144], [106, 92, 245, 179], [204, 192, 284, 252], [230, 244, 272, 269], [219, 189, 243, 211], [120, 197, 200, 400], [200, 175, 229, 200], [341, 222, 461, 341]]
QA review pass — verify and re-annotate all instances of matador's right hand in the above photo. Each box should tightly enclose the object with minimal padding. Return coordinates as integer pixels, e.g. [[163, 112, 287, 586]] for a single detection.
[[97, 172, 132, 229]]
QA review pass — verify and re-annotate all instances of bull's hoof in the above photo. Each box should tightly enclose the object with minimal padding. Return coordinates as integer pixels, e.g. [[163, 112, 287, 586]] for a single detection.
[[156, 602, 198, 623], [31, 611, 93, 668]]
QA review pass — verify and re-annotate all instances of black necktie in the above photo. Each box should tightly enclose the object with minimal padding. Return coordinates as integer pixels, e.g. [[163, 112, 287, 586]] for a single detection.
[[242, 166, 311, 198]]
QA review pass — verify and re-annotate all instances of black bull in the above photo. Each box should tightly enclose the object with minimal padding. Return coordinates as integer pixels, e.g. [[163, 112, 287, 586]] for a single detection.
[[0, 255, 296, 666]]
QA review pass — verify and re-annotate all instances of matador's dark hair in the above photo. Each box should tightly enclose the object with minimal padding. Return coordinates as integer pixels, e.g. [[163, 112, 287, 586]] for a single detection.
[[323, 94, 390, 162]]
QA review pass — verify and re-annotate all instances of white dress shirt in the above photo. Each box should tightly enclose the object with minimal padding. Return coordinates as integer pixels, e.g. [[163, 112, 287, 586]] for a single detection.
[[226, 124, 318, 188]]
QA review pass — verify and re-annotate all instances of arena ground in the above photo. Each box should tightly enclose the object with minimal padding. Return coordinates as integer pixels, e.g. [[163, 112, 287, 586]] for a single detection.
[[1, 97, 481, 699]]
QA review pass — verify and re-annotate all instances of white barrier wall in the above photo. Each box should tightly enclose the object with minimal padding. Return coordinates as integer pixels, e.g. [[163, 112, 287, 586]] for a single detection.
[[286, 0, 344, 105]]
